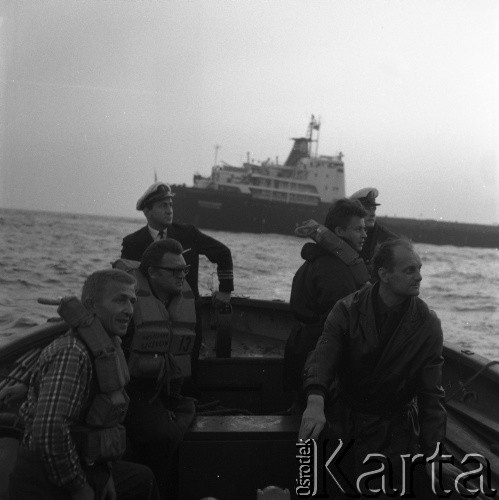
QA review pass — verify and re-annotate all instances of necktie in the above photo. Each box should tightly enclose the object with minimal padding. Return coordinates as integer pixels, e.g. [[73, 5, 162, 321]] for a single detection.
[[158, 230, 165, 240]]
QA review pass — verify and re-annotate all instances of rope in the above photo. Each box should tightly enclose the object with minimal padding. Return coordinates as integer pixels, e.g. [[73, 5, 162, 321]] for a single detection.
[[446, 360, 499, 403]]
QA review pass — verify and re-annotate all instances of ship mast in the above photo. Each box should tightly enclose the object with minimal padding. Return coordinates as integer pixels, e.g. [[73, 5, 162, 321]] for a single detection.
[[307, 115, 321, 157], [213, 144, 221, 166]]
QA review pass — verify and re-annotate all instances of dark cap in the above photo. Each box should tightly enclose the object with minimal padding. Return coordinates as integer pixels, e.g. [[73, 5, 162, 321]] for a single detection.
[[136, 182, 175, 211], [349, 187, 380, 207]]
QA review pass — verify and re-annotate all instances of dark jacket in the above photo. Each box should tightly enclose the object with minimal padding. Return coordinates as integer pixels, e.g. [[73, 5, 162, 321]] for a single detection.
[[304, 283, 446, 456], [284, 242, 368, 393], [121, 223, 233, 298], [359, 222, 398, 264]]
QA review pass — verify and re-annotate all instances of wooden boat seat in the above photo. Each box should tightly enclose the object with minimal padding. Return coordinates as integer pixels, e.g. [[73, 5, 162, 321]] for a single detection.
[[186, 414, 300, 438], [256, 485, 291, 499], [178, 415, 300, 500]]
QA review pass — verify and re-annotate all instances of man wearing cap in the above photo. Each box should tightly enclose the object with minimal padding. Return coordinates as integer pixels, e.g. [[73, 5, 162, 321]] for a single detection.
[[121, 181, 234, 385], [349, 187, 397, 264]]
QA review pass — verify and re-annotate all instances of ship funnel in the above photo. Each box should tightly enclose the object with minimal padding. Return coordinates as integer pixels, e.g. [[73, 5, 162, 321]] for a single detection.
[[284, 137, 310, 166]]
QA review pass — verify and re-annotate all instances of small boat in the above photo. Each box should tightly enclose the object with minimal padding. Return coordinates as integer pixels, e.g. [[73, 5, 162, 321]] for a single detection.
[[1, 297, 498, 499]]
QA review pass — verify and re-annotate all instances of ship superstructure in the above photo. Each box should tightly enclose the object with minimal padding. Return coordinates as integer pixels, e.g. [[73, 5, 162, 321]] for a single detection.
[[171, 118, 498, 247], [193, 117, 345, 207]]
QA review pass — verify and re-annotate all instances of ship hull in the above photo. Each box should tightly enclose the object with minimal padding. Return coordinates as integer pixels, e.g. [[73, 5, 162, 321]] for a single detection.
[[172, 186, 498, 249]]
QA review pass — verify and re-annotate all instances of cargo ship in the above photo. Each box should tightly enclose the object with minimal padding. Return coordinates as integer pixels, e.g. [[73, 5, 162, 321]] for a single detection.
[[172, 117, 498, 249]]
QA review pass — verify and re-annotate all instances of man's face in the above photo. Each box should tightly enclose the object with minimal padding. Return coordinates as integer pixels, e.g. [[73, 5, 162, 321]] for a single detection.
[[149, 252, 187, 296], [382, 246, 423, 298], [144, 198, 173, 229], [363, 205, 376, 228], [91, 281, 136, 337], [336, 216, 367, 252]]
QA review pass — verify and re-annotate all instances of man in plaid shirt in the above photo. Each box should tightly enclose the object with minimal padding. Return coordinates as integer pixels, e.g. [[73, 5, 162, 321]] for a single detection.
[[9, 269, 161, 500]]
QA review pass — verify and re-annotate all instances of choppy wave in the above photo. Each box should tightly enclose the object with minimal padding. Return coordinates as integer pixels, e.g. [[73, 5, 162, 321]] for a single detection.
[[1, 208, 498, 360]]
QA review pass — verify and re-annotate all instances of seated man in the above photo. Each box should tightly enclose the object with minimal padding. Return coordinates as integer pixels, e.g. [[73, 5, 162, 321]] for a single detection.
[[121, 181, 234, 388], [9, 269, 160, 500], [114, 238, 197, 499], [284, 199, 370, 408], [299, 239, 447, 496]]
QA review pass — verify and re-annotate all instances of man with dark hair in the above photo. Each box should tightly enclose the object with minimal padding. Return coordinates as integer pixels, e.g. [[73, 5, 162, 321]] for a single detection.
[[121, 182, 233, 303], [349, 187, 397, 264], [284, 199, 370, 406], [299, 239, 447, 496], [121, 181, 234, 386], [115, 239, 196, 499], [9, 269, 161, 500]]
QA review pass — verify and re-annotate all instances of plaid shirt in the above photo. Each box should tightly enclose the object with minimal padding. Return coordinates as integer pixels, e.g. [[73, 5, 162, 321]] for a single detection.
[[19, 331, 93, 491]]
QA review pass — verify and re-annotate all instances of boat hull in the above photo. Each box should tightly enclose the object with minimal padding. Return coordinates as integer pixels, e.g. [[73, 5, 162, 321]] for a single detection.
[[172, 185, 499, 248], [1, 298, 498, 499]]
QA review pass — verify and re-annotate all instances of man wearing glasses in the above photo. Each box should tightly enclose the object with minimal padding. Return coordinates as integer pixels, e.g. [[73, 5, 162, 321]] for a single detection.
[[121, 181, 234, 306], [115, 238, 197, 499], [121, 181, 234, 394]]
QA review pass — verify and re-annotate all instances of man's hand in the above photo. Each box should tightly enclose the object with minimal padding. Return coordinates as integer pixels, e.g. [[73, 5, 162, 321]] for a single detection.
[[71, 482, 95, 500], [298, 394, 326, 440], [425, 462, 468, 495], [0, 383, 28, 406], [212, 291, 231, 306], [100, 475, 116, 500]]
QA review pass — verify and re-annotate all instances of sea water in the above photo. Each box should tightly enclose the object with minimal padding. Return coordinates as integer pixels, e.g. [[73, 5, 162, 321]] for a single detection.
[[0, 208, 497, 359]]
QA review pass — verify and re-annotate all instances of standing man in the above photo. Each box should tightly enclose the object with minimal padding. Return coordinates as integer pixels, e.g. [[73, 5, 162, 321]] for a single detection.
[[121, 181, 234, 381], [9, 269, 160, 500], [284, 199, 370, 406], [349, 187, 397, 264], [299, 239, 446, 496], [121, 181, 233, 303], [115, 239, 197, 499]]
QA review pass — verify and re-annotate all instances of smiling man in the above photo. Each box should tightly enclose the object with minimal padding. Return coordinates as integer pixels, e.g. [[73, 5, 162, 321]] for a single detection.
[[284, 199, 370, 407], [9, 269, 161, 500], [299, 238, 446, 496]]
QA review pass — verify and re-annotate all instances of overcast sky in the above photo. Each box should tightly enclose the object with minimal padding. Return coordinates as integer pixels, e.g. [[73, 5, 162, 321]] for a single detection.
[[0, 0, 497, 225]]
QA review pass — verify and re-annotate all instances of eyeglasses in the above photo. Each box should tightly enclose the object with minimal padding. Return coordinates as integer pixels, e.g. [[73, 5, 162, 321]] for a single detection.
[[153, 265, 190, 277]]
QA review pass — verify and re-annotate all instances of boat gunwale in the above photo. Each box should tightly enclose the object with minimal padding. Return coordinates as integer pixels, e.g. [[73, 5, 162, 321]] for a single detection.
[[443, 342, 499, 386]]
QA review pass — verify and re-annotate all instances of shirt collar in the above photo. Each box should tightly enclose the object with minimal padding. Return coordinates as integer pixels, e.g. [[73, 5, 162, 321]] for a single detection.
[[148, 225, 166, 240]]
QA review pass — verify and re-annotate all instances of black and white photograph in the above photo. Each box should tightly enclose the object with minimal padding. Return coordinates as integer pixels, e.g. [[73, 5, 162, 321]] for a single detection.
[[0, 1, 497, 498]]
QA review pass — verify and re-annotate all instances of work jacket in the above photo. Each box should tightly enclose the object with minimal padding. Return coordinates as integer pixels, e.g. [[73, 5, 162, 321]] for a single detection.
[[304, 283, 446, 457], [284, 243, 369, 393]]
